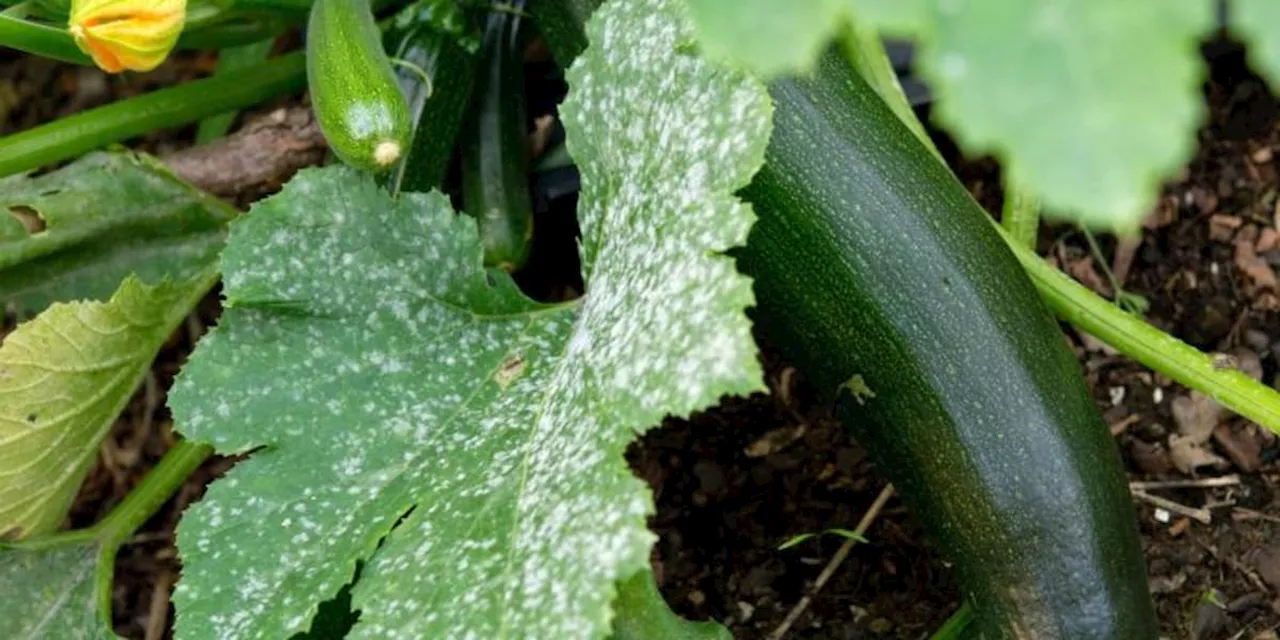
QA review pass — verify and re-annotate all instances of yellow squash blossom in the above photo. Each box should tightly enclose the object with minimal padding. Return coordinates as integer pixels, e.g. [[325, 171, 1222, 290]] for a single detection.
[[69, 0, 186, 73]]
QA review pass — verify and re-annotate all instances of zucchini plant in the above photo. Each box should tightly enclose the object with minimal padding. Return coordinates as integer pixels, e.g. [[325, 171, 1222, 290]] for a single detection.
[[3, 0, 1280, 638]]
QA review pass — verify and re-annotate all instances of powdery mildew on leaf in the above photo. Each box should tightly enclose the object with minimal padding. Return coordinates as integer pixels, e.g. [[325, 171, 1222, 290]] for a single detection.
[[168, 1, 771, 638], [0, 543, 117, 639], [0, 275, 209, 539]]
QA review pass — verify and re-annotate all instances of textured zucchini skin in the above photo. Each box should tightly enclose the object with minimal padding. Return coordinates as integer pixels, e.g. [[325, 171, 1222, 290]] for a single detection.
[[460, 1, 534, 271], [529, 0, 597, 66], [382, 8, 479, 193], [306, 0, 410, 172], [736, 50, 1158, 639]]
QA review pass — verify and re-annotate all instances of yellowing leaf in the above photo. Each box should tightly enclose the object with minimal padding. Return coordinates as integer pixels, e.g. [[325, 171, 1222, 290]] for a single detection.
[[0, 272, 213, 539]]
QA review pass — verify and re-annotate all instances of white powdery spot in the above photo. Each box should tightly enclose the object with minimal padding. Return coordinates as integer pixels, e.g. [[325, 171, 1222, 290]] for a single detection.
[[168, 0, 770, 638]]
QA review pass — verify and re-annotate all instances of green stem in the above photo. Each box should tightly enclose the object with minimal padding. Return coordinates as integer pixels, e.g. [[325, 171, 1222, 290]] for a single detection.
[[842, 23, 1280, 434], [1001, 173, 1040, 250], [929, 603, 974, 640], [196, 38, 279, 144], [0, 13, 90, 64], [94, 439, 212, 547], [1005, 232, 1280, 429], [1078, 226, 1147, 315], [0, 50, 306, 177], [837, 19, 939, 162], [90, 438, 212, 620]]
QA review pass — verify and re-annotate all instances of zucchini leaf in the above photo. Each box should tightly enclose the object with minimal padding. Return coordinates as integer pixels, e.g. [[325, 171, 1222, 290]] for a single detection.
[[684, 0, 854, 77], [168, 0, 771, 637], [0, 272, 215, 540], [1232, 0, 1280, 92], [609, 570, 730, 640], [0, 540, 118, 639], [0, 152, 235, 317], [683, 0, 1215, 231]]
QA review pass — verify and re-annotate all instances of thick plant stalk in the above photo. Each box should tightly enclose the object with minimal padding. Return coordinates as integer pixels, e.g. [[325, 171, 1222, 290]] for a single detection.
[[1010, 239, 1280, 428], [0, 12, 91, 63], [836, 20, 938, 160], [1001, 173, 1041, 250], [196, 38, 278, 143], [0, 51, 306, 177]]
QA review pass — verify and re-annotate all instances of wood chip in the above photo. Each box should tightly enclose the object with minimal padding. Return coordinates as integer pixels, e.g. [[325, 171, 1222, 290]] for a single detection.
[[1112, 234, 1142, 287], [1172, 392, 1224, 443], [745, 424, 807, 458], [1213, 423, 1262, 472], [1210, 213, 1243, 241], [1235, 233, 1279, 289], [1259, 226, 1280, 252], [1168, 433, 1231, 475]]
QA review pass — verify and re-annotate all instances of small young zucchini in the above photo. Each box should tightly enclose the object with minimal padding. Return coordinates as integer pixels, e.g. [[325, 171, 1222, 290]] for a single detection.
[[306, 0, 410, 173], [460, 0, 534, 272]]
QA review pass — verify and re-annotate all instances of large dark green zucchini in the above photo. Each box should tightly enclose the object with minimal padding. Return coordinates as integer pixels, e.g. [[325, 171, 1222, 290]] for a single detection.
[[529, 2, 1159, 636], [382, 3, 480, 193], [460, 0, 535, 271], [736, 50, 1158, 639]]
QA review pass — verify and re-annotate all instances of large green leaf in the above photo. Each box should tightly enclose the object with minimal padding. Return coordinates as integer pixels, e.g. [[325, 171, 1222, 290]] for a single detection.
[[168, 0, 770, 637], [0, 152, 235, 317], [0, 540, 117, 639], [0, 273, 215, 539], [685, 0, 853, 76], [608, 571, 730, 640], [682, 0, 1214, 230], [1233, 0, 1280, 91]]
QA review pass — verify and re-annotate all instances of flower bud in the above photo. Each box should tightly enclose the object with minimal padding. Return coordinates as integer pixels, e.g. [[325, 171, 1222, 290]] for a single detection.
[[69, 0, 185, 73]]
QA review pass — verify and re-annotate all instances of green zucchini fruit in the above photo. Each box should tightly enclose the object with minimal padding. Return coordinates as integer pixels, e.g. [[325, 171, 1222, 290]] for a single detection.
[[736, 50, 1158, 639], [382, 3, 479, 194], [529, 2, 1159, 636], [306, 0, 410, 173], [460, 0, 534, 272]]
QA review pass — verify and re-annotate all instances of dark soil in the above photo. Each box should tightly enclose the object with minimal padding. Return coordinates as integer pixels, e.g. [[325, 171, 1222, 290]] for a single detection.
[[8, 31, 1280, 640]]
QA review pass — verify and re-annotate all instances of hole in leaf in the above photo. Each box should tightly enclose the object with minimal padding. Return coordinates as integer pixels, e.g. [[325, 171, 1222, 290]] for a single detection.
[[26, 413, 37, 424], [8, 205, 46, 234], [288, 576, 360, 639]]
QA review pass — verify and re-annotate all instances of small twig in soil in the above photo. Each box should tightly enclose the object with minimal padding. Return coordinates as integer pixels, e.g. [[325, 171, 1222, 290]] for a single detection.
[[1129, 475, 1241, 491], [1109, 414, 1140, 436], [1193, 536, 1272, 594], [1233, 506, 1280, 524], [769, 484, 895, 640], [144, 570, 175, 640], [1131, 490, 1212, 524]]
